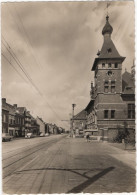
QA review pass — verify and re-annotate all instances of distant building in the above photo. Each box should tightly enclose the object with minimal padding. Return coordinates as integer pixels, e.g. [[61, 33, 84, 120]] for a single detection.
[[2, 99, 26, 136], [14, 105, 25, 137], [72, 110, 87, 135], [30, 115, 40, 135], [36, 117, 45, 134], [16, 107, 31, 136], [2, 98, 16, 136], [2, 102, 9, 133]]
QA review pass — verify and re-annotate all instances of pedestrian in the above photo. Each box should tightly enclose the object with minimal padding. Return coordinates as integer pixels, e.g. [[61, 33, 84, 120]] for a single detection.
[[86, 133, 90, 142]]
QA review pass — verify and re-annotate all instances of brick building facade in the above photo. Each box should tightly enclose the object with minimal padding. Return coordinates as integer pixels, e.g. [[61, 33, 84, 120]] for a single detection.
[[86, 15, 135, 141]]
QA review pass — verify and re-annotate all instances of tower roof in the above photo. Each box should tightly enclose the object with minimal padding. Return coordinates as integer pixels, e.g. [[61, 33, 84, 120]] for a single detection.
[[92, 15, 125, 71], [99, 37, 122, 58], [102, 15, 113, 35]]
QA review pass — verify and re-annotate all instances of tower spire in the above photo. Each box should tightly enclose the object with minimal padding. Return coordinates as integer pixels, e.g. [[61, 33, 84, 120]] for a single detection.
[[106, 2, 110, 16]]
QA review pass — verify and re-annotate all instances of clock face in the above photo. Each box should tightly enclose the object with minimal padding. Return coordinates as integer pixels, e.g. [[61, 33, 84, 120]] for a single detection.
[[107, 70, 113, 76]]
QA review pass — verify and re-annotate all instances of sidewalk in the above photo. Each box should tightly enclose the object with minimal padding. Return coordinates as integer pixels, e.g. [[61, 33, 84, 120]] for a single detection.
[[104, 142, 136, 170]]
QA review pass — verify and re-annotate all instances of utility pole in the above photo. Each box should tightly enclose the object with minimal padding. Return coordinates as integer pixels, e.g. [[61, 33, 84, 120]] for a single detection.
[[71, 104, 76, 137]]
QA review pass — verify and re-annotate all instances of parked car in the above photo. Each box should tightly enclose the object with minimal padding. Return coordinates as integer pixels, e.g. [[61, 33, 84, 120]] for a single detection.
[[40, 133, 45, 137], [40, 133, 49, 137], [2, 133, 13, 142], [25, 133, 34, 139]]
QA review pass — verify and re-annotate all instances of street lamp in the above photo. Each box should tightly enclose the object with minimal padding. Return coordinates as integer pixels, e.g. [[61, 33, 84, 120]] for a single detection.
[[72, 104, 76, 137]]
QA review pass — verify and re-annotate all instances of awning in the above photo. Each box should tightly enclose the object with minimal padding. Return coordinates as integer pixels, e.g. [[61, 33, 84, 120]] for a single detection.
[[8, 127, 15, 131], [84, 129, 98, 132]]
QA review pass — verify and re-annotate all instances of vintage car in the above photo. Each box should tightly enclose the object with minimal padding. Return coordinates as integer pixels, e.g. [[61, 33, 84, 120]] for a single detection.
[[40, 133, 49, 137], [2, 133, 13, 142], [25, 133, 34, 139]]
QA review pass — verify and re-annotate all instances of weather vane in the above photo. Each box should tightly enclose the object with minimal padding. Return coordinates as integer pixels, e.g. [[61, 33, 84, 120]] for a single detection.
[[106, 2, 111, 16]]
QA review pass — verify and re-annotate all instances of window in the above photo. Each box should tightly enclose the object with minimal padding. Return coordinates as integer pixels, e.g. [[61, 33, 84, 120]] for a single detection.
[[111, 86, 115, 93], [102, 63, 105, 68], [3, 114, 6, 122], [111, 110, 115, 118], [111, 81, 115, 93], [107, 48, 112, 53], [111, 81, 115, 85], [108, 63, 111, 68], [104, 86, 109, 93], [128, 104, 135, 119], [104, 110, 108, 118], [104, 81, 109, 85], [104, 80, 109, 93], [115, 63, 118, 68]]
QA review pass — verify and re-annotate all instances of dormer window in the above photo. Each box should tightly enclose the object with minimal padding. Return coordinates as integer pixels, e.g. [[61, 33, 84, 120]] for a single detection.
[[107, 48, 112, 53], [115, 63, 118, 68], [102, 63, 105, 68], [108, 63, 111, 68]]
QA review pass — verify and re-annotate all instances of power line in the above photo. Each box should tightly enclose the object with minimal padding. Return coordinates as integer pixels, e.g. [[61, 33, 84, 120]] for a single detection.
[[2, 37, 62, 120], [2, 39, 42, 96], [1, 52, 28, 83], [6, 3, 43, 73], [14, 4, 44, 72]]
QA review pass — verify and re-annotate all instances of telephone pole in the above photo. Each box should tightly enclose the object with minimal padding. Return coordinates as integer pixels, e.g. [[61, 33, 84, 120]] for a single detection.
[[71, 104, 76, 137]]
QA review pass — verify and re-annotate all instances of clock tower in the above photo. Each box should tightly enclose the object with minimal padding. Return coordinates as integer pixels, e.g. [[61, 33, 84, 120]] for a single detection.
[[91, 15, 126, 139]]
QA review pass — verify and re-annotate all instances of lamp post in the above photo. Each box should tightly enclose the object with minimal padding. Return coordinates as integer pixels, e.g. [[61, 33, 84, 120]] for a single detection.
[[72, 104, 76, 137]]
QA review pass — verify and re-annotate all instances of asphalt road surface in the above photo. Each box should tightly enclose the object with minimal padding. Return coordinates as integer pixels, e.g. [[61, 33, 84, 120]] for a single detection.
[[2, 135, 135, 194]]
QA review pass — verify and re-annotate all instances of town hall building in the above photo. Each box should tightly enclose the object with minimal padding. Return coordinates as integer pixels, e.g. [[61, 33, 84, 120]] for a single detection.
[[74, 15, 135, 141]]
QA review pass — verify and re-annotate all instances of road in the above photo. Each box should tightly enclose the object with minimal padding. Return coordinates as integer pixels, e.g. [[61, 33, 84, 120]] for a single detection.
[[2, 135, 136, 194]]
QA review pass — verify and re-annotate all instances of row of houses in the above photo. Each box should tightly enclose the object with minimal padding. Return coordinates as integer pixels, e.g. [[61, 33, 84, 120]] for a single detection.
[[72, 15, 135, 142], [2, 98, 65, 137]]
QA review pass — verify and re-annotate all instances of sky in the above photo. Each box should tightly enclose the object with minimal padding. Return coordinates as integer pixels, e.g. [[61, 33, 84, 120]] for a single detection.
[[1, 1, 135, 129]]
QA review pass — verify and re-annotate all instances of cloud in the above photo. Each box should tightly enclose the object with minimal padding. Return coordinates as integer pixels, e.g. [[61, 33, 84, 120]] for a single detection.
[[1, 1, 135, 129]]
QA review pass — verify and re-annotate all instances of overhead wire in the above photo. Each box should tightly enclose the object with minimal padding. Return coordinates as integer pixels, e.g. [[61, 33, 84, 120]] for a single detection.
[[1, 52, 28, 83], [2, 39, 43, 96], [2, 37, 62, 120], [14, 4, 44, 72]]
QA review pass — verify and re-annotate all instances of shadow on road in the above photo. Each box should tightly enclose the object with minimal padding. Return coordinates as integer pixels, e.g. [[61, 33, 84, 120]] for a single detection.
[[67, 166, 115, 193], [14, 166, 115, 193]]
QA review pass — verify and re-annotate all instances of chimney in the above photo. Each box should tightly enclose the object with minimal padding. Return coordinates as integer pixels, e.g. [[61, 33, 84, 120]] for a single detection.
[[13, 104, 17, 108], [2, 98, 6, 104], [91, 82, 93, 89]]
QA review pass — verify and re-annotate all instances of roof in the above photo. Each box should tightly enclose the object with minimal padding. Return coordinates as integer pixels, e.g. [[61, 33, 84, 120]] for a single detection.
[[85, 100, 94, 111], [73, 110, 87, 120], [37, 117, 45, 124], [102, 16, 113, 35], [26, 111, 31, 117], [99, 39, 122, 59], [92, 16, 125, 71], [16, 107, 26, 114], [122, 71, 135, 94]]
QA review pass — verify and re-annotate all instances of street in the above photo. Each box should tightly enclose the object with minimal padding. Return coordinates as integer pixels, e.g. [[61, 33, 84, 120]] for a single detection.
[[2, 135, 136, 194]]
